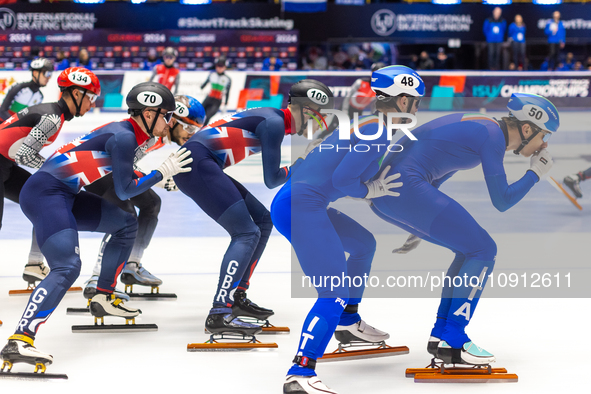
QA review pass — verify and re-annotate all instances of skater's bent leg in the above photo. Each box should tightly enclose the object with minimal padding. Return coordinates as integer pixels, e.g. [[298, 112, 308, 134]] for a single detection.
[[288, 298, 347, 377], [213, 200, 260, 308], [431, 253, 466, 339], [328, 208, 376, 325], [128, 189, 161, 262], [429, 202, 497, 348], [16, 229, 81, 337], [72, 192, 138, 294], [237, 189, 273, 291]]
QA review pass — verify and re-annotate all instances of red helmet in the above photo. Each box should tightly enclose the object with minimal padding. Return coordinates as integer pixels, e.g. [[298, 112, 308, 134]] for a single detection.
[[57, 67, 101, 96]]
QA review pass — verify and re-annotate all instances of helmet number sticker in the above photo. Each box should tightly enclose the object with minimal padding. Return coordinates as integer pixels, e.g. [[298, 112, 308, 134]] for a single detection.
[[175, 102, 189, 117], [307, 89, 329, 105], [138, 92, 163, 107], [68, 71, 91, 86], [394, 74, 416, 90], [524, 104, 549, 123]]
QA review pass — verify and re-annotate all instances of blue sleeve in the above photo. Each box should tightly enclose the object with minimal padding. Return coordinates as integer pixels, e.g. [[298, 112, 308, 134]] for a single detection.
[[545, 22, 551, 37], [106, 132, 164, 200], [483, 19, 489, 37], [508, 23, 515, 39], [479, 134, 537, 212], [332, 118, 388, 198], [559, 23, 566, 42], [258, 116, 289, 189]]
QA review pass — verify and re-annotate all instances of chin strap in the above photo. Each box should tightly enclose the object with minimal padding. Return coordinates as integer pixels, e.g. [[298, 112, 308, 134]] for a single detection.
[[513, 122, 540, 155], [65, 88, 88, 117], [139, 108, 162, 138]]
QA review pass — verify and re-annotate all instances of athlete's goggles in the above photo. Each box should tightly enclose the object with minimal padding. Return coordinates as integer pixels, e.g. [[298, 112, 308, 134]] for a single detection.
[[176, 119, 200, 134], [541, 130, 552, 142], [86, 92, 98, 104], [43, 71, 52, 78], [147, 109, 174, 123]]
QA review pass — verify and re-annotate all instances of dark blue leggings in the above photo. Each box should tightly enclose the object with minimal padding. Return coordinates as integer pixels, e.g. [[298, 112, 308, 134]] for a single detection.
[[174, 142, 273, 310], [15, 172, 137, 337]]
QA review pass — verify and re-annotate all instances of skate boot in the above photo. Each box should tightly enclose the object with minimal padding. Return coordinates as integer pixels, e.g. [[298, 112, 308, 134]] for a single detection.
[[205, 312, 262, 336], [564, 174, 583, 198], [83, 275, 129, 302], [284, 375, 338, 394], [231, 290, 274, 320], [334, 320, 390, 344], [1, 335, 53, 373], [436, 340, 496, 365], [22, 262, 49, 285], [427, 336, 440, 357], [89, 293, 141, 323], [120, 262, 163, 287]]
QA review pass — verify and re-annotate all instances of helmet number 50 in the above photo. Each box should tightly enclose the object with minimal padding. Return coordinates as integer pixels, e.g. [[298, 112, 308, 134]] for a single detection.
[[528, 107, 544, 120]]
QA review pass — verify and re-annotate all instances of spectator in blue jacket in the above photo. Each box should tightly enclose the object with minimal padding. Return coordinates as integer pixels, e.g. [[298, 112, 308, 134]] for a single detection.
[[545, 10, 566, 70], [483, 7, 506, 70], [508, 14, 526, 70]]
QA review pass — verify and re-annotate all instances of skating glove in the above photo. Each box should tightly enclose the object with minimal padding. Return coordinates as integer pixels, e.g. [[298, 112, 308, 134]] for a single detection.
[[528, 148, 553, 181], [392, 234, 422, 254], [154, 177, 179, 192], [364, 165, 403, 199], [156, 147, 193, 179]]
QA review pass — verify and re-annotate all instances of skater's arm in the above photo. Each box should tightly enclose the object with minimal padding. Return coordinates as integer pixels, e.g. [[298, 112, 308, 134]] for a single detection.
[[200, 73, 210, 90], [15, 114, 61, 169], [259, 116, 289, 189], [107, 132, 163, 200], [332, 116, 388, 198], [224, 76, 232, 106], [480, 134, 536, 212]]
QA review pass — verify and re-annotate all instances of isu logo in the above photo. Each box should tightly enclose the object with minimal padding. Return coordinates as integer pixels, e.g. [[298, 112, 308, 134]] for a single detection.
[[371, 9, 396, 37], [0, 8, 16, 31]]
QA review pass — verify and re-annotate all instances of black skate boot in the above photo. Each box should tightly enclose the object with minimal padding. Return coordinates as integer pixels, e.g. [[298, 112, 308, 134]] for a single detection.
[[1, 335, 53, 373], [205, 311, 262, 336], [231, 290, 274, 321], [427, 336, 440, 357], [564, 174, 583, 198]]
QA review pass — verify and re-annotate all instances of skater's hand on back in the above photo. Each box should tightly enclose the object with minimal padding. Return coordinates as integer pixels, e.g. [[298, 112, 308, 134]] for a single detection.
[[529, 148, 553, 181], [392, 234, 422, 254], [156, 147, 193, 179], [364, 165, 403, 199]]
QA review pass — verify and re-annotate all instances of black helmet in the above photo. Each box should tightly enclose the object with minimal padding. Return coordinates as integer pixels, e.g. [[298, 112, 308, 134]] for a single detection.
[[30, 57, 54, 72], [288, 79, 334, 136], [371, 62, 386, 72], [215, 56, 227, 67], [126, 82, 175, 137], [163, 47, 178, 58], [288, 79, 334, 109]]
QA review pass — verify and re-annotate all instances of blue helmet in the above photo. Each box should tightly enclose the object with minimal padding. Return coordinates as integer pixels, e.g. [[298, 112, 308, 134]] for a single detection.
[[371, 65, 425, 99], [507, 93, 560, 135], [173, 95, 206, 133]]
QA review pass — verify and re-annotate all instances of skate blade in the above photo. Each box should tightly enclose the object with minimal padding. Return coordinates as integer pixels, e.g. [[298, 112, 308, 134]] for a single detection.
[[187, 342, 278, 352], [236, 317, 290, 335], [9, 287, 82, 296], [319, 344, 409, 362], [66, 307, 90, 315], [126, 292, 177, 301], [407, 366, 518, 383], [72, 323, 158, 333], [548, 177, 583, 211], [0, 371, 68, 380]]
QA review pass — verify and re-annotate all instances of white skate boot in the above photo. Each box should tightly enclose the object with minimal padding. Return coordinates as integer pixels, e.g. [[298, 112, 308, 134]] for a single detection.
[[1, 335, 53, 373], [89, 293, 141, 323], [120, 262, 163, 287], [22, 262, 49, 285], [283, 375, 338, 394], [83, 275, 130, 302], [334, 320, 390, 344], [437, 340, 496, 365]]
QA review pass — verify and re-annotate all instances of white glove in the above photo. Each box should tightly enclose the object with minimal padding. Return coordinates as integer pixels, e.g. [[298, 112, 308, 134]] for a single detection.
[[154, 177, 179, 192], [156, 147, 193, 179], [392, 234, 422, 254], [364, 165, 403, 199], [529, 148, 553, 180], [163, 177, 179, 192]]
